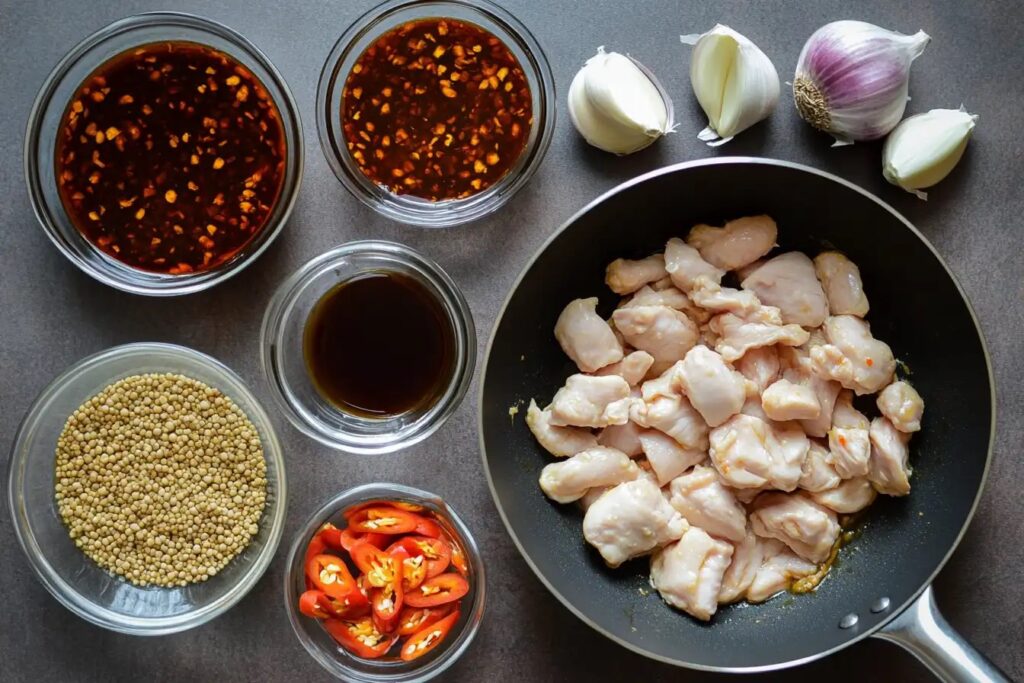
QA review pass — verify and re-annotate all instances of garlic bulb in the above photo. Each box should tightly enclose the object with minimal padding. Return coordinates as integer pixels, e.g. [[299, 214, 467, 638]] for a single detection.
[[680, 25, 779, 146], [882, 107, 977, 199], [793, 21, 930, 145], [568, 48, 673, 155]]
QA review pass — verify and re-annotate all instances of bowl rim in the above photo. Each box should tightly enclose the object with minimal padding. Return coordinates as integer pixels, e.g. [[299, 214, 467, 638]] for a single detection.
[[475, 156, 997, 673], [6, 341, 289, 635], [23, 11, 304, 296], [314, 0, 556, 227]]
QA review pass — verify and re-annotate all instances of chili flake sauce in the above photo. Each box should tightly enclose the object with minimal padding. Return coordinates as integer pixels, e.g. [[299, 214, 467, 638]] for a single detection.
[[55, 42, 286, 274], [342, 18, 532, 201]]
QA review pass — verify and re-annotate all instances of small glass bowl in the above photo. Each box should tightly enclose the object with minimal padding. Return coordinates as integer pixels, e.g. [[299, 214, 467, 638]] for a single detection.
[[316, 0, 556, 227], [6, 343, 288, 635], [285, 484, 486, 682], [24, 12, 304, 296], [260, 241, 475, 454]]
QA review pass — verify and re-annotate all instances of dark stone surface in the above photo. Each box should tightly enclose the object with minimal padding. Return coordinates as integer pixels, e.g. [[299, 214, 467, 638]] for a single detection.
[[1, 1, 1020, 681]]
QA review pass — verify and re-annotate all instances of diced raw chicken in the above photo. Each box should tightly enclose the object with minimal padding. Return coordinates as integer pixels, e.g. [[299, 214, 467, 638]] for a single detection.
[[735, 345, 780, 393], [733, 485, 768, 505], [640, 361, 683, 402], [688, 275, 761, 316], [718, 530, 764, 603], [868, 417, 912, 496], [811, 477, 877, 513], [638, 430, 705, 485], [678, 346, 747, 427], [710, 307, 810, 362], [597, 420, 644, 456], [554, 298, 624, 373], [549, 374, 632, 428], [814, 251, 869, 317], [828, 426, 871, 478], [741, 252, 829, 328], [626, 284, 691, 310], [749, 492, 840, 563], [611, 305, 699, 372], [664, 238, 725, 292], [832, 389, 870, 430], [686, 215, 778, 271], [798, 441, 842, 493], [526, 399, 598, 457], [774, 345, 841, 438], [770, 421, 812, 491], [668, 465, 747, 542], [539, 446, 640, 504], [740, 395, 770, 421], [761, 378, 820, 421], [578, 485, 610, 511], [735, 258, 766, 282], [606, 254, 668, 295], [582, 478, 688, 567], [746, 540, 818, 603], [650, 527, 734, 621], [632, 394, 710, 451], [594, 350, 655, 386], [708, 414, 806, 491], [877, 380, 924, 433], [810, 315, 896, 395]]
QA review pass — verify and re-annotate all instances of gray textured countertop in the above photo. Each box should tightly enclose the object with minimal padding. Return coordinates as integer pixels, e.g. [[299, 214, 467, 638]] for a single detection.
[[2, 1, 1022, 681]]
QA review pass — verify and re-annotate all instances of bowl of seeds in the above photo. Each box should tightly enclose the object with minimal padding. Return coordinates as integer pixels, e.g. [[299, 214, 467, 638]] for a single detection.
[[6, 342, 286, 634]]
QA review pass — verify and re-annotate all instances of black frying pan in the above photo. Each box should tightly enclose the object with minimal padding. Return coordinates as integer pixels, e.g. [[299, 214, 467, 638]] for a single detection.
[[479, 158, 1005, 680]]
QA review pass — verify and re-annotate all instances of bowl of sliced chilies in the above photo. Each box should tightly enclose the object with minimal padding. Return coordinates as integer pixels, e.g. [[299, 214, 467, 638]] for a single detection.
[[284, 483, 484, 682]]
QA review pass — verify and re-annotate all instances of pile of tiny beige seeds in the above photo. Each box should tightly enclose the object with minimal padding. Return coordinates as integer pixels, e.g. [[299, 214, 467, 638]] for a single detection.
[[54, 373, 268, 587]]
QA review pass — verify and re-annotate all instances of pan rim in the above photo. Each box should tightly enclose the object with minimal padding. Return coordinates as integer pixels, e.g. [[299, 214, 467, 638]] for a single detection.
[[476, 156, 997, 673]]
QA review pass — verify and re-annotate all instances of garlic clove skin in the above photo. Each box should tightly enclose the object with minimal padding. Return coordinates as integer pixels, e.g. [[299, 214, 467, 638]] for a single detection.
[[882, 107, 978, 199], [681, 25, 780, 145], [568, 47, 673, 155]]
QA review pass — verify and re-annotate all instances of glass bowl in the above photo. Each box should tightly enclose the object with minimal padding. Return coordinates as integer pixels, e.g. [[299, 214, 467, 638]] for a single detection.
[[285, 483, 486, 682], [316, 0, 556, 227], [260, 241, 476, 454], [24, 12, 304, 296], [6, 342, 288, 635]]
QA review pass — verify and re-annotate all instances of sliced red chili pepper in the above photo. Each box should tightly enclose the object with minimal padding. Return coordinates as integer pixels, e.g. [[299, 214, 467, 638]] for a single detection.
[[337, 527, 389, 552], [350, 542, 400, 585], [396, 603, 455, 636], [389, 501, 426, 512], [307, 553, 360, 601], [348, 506, 420, 535], [305, 529, 329, 567], [400, 610, 461, 661], [324, 617, 398, 659], [448, 536, 469, 576], [410, 513, 442, 539], [404, 572, 469, 608], [387, 536, 452, 579], [369, 546, 407, 633], [298, 589, 369, 620]]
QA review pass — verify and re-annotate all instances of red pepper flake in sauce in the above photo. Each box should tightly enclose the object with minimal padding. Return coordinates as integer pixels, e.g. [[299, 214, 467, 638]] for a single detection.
[[55, 42, 286, 274], [342, 18, 532, 201]]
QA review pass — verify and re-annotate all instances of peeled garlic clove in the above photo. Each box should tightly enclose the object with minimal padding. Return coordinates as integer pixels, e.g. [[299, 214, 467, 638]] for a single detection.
[[681, 25, 780, 145], [568, 47, 673, 155], [882, 107, 977, 199]]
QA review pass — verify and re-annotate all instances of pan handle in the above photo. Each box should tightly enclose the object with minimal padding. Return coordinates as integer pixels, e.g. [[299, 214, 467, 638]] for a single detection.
[[872, 586, 1008, 683]]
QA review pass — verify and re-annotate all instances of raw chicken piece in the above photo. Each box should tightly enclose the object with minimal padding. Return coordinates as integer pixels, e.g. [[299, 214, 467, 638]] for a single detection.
[[549, 374, 632, 428], [814, 251, 869, 317], [526, 399, 598, 457], [746, 540, 818, 603], [640, 361, 683, 402], [664, 238, 725, 292], [733, 485, 768, 505], [623, 284, 712, 325], [578, 485, 610, 511], [749, 492, 840, 563], [668, 465, 747, 542], [832, 389, 870, 430], [735, 258, 766, 282], [868, 417, 912, 496], [877, 381, 924, 433], [582, 478, 688, 567], [606, 254, 668, 295], [554, 298, 624, 373], [678, 346, 747, 427], [632, 394, 710, 452], [828, 426, 871, 479], [638, 430, 705, 485], [735, 346, 781, 393], [798, 441, 842, 493], [687, 215, 778, 271], [650, 527, 734, 621], [770, 421, 812, 491], [741, 252, 829, 328], [740, 395, 770, 421], [710, 307, 810, 362], [539, 446, 640, 504], [777, 346, 841, 438], [718, 530, 764, 603], [611, 305, 699, 371], [688, 276, 761, 316], [810, 315, 896, 395], [811, 476, 877, 513], [708, 414, 806, 491], [597, 419, 644, 456], [761, 378, 820, 421], [594, 350, 654, 387]]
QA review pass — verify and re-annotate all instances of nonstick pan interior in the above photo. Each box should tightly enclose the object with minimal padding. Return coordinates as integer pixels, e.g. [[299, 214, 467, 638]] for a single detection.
[[479, 158, 993, 671]]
